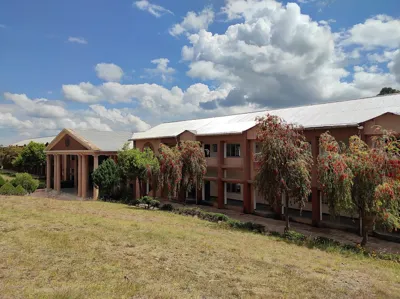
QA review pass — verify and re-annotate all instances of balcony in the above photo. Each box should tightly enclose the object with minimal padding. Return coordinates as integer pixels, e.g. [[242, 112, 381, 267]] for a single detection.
[[206, 157, 218, 167]]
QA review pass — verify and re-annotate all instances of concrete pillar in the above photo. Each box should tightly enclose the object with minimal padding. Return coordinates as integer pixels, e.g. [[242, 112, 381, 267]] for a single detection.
[[217, 140, 225, 209], [55, 155, 61, 193], [77, 155, 82, 197], [74, 156, 78, 190], [46, 155, 51, 191], [81, 155, 88, 199], [63, 155, 68, 181], [93, 155, 99, 200], [242, 134, 253, 213]]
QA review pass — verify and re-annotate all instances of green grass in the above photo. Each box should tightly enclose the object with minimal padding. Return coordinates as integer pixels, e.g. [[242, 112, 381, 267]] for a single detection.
[[1, 196, 400, 298]]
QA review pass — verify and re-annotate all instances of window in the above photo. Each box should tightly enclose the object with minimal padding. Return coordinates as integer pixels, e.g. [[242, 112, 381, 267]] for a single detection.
[[204, 144, 211, 157], [212, 144, 218, 153], [254, 142, 261, 154], [226, 183, 241, 193], [226, 144, 241, 157]]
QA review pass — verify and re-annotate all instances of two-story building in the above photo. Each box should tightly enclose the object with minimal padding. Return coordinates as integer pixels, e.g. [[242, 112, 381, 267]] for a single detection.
[[131, 94, 400, 226]]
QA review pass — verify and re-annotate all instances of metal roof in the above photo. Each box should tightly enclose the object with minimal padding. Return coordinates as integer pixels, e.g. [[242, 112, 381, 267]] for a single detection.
[[12, 136, 56, 146], [131, 94, 400, 140], [69, 129, 133, 151]]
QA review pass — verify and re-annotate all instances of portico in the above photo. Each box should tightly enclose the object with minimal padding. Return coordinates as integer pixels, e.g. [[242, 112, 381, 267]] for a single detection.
[[45, 128, 131, 200]]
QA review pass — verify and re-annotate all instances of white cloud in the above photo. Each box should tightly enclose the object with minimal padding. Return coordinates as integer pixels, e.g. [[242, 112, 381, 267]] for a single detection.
[[339, 15, 400, 49], [90, 105, 151, 132], [169, 7, 214, 37], [389, 50, 400, 83], [67, 37, 88, 44], [4, 92, 68, 118], [0, 112, 33, 129], [134, 0, 173, 18], [144, 58, 175, 82], [95, 63, 124, 82]]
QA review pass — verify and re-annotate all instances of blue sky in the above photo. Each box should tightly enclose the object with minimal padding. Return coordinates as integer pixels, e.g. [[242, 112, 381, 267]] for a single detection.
[[0, 0, 399, 145]]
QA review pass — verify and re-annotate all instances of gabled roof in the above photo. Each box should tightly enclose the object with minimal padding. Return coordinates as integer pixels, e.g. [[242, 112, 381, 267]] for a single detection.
[[46, 129, 132, 152], [131, 94, 400, 140], [12, 136, 56, 146]]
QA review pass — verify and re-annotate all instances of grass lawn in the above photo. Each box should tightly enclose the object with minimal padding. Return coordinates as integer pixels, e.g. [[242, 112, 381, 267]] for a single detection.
[[1, 196, 400, 298]]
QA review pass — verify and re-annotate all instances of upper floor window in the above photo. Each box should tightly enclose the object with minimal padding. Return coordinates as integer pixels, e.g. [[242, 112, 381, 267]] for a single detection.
[[226, 144, 240, 157], [254, 142, 261, 154], [204, 143, 218, 157]]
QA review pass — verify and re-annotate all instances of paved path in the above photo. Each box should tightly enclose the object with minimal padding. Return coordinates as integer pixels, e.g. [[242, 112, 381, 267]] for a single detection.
[[165, 201, 400, 254]]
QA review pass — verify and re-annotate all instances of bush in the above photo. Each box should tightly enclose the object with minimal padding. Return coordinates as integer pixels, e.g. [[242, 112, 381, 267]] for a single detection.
[[136, 196, 160, 209], [160, 203, 174, 211], [0, 175, 6, 187], [283, 230, 307, 242], [0, 182, 16, 195], [92, 159, 120, 196], [14, 185, 27, 196], [11, 173, 39, 193], [38, 181, 46, 189], [227, 219, 266, 233]]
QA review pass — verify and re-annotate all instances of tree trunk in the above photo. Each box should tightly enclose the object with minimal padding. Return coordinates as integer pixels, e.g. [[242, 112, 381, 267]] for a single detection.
[[361, 214, 374, 246], [285, 193, 290, 232]]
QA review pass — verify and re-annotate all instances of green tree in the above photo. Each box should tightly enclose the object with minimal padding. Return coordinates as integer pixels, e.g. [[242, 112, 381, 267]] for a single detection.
[[118, 144, 160, 198], [13, 142, 46, 174], [178, 141, 207, 201], [0, 146, 22, 170], [377, 87, 400, 96], [92, 159, 120, 197], [254, 114, 313, 232]]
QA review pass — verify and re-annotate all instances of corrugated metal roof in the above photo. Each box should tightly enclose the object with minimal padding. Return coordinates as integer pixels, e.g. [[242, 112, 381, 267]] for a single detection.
[[12, 136, 56, 146], [70, 129, 132, 151], [131, 94, 400, 140]]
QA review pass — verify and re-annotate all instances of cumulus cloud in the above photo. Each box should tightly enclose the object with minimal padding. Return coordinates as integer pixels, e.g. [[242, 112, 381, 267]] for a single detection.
[[389, 50, 400, 83], [339, 15, 400, 49], [144, 58, 175, 82], [134, 0, 173, 18], [0, 112, 33, 129], [169, 7, 214, 37], [95, 63, 124, 82], [90, 105, 151, 132], [4, 92, 68, 118], [67, 37, 88, 44]]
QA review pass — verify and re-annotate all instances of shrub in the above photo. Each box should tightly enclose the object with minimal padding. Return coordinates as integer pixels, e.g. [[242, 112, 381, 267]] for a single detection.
[[92, 159, 120, 197], [227, 219, 266, 233], [136, 196, 160, 209], [283, 230, 307, 242], [0, 175, 6, 187], [14, 185, 27, 196], [38, 181, 46, 189], [11, 173, 39, 193], [0, 182, 16, 195], [160, 203, 174, 211]]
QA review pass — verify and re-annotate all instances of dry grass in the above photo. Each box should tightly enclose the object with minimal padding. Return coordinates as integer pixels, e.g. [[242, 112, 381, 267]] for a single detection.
[[0, 196, 399, 299]]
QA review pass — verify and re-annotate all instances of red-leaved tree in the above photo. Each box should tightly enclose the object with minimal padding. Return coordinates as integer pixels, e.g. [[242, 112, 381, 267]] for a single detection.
[[158, 144, 182, 198], [318, 130, 400, 246], [255, 114, 313, 232], [178, 141, 207, 201]]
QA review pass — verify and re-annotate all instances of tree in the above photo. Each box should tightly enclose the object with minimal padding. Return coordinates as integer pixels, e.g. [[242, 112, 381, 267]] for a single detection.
[[317, 131, 400, 246], [12, 142, 46, 174], [118, 144, 159, 198], [377, 87, 400, 96], [158, 144, 182, 198], [0, 146, 22, 170], [178, 141, 207, 201], [92, 159, 120, 198], [317, 132, 353, 216], [254, 114, 313, 232]]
